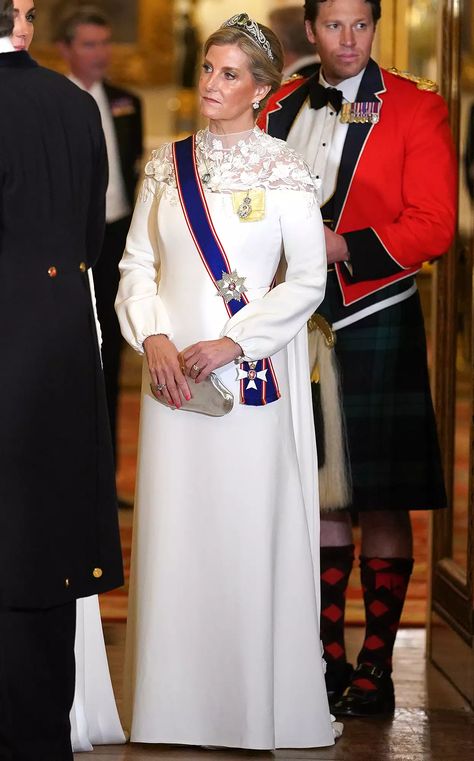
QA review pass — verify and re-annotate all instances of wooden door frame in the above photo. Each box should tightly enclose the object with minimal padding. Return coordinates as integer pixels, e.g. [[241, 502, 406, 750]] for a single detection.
[[430, 0, 474, 700]]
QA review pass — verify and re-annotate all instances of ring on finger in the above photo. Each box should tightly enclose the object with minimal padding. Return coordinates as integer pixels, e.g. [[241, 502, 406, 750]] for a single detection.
[[155, 383, 167, 391], [192, 363, 200, 373]]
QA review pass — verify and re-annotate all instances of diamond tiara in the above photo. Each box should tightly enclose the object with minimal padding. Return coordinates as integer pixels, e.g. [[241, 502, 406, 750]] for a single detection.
[[221, 12, 274, 62]]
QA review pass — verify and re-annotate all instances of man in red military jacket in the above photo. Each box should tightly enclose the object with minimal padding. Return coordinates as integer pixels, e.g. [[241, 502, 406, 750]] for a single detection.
[[259, 0, 456, 717]]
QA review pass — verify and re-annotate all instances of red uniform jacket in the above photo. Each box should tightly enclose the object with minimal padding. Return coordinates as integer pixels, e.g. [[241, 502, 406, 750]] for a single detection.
[[259, 59, 457, 306]]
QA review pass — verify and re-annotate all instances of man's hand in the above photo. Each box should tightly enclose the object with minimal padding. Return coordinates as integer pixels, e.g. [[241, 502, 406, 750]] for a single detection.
[[324, 226, 350, 264]]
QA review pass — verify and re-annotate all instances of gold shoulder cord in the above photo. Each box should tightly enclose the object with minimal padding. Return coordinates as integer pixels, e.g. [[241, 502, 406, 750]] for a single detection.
[[387, 67, 439, 93]]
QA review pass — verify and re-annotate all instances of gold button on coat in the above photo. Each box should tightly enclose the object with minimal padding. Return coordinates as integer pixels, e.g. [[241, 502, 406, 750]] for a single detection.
[[93, 567, 103, 579], [79, 261, 87, 272], [48, 266, 57, 278], [65, 578, 70, 588]]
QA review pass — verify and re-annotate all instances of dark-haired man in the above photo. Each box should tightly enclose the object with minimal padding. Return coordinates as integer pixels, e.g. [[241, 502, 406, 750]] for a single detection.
[[0, 1, 122, 758], [259, 0, 456, 717], [56, 5, 143, 470]]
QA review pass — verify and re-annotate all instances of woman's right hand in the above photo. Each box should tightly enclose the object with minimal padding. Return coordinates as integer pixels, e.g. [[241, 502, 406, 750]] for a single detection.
[[144, 334, 191, 409]]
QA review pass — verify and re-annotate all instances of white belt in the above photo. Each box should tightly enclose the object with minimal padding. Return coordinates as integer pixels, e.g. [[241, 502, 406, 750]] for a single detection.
[[332, 282, 418, 332]]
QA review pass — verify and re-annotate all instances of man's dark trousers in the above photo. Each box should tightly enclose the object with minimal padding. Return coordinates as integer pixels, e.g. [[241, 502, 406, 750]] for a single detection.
[[0, 602, 76, 761]]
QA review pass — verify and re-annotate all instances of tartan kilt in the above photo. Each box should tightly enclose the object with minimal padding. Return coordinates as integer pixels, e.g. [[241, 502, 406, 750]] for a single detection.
[[324, 285, 447, 513]]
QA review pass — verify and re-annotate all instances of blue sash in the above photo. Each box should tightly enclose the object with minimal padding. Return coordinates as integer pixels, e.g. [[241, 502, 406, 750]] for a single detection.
[[173, 135, 280, 406]]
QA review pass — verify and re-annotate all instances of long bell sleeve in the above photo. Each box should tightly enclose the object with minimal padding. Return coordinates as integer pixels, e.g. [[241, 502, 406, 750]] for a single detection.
[[115, 179, 173, 353]]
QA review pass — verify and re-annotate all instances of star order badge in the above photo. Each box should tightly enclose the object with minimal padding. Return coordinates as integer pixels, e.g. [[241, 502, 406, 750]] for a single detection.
[[216, 269, 247, 303]]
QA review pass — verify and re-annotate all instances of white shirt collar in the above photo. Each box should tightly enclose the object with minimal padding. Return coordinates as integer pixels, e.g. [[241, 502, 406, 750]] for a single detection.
[[68, 74, 104, 99], [319, 67, 365, 103], [0, 38, 15, 53]]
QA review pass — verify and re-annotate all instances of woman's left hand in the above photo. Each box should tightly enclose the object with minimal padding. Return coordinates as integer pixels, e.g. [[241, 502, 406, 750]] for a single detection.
[[182, 337, 242, 381]]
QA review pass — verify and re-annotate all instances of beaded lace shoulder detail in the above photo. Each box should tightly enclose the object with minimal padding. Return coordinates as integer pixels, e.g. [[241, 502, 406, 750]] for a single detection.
[[141, 127, 320, 198]]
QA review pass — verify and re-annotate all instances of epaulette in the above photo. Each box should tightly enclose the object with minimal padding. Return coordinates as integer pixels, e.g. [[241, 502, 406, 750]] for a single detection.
[[281, 73, 304, 85], [387, 67, 438, 93]]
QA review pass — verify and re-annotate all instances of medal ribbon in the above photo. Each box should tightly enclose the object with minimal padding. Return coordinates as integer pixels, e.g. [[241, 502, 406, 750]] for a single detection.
[[172, 135, 280, 406]]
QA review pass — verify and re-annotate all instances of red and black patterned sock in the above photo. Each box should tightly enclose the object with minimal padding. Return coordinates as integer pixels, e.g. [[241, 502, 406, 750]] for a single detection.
[[320, 544, 354, 672], [355, 556, 414, 690]]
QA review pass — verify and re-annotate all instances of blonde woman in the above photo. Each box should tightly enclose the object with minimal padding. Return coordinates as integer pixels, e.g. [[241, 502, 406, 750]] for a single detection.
[[117, 13, 339, 750]]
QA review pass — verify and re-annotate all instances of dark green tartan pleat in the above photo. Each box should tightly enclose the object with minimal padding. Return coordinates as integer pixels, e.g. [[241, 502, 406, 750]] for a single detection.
[[319, 275, 446, 513]]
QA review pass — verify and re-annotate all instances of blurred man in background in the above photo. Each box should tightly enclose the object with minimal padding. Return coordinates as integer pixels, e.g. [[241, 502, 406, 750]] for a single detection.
[[56, 4, 143, 476], [268, 4, 319, 78]]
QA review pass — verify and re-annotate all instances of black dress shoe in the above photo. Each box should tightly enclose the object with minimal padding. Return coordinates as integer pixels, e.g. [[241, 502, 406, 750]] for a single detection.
[[325, 661, 353, 710], [332, 663, 395, 717]]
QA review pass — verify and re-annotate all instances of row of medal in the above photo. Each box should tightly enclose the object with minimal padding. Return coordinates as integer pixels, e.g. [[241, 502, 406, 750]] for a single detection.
[[340, 101, 381, 124]]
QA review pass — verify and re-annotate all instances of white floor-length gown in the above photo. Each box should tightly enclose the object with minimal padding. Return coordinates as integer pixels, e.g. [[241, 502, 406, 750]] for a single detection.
[[70, 596, 126, 752], [116, 127, 336, 749], [68, 271, 126, 753]]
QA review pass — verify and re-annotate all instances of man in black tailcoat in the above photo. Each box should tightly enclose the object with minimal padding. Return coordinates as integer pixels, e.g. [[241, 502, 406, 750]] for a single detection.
[[0, 2, 123, 758], [56, 5, 143, 469]]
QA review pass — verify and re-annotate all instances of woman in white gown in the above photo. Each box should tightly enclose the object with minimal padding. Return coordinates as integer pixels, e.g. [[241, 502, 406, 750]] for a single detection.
[[70, 596, 125, 752], [116, 13, 337, 750]]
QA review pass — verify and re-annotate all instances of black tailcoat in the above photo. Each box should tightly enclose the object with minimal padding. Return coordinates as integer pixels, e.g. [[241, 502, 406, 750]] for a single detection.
[[0, 52, 123, 608]]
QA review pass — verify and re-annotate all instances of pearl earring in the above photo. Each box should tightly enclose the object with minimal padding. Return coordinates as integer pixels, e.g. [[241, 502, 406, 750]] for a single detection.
[[252, 101, 260, 110]]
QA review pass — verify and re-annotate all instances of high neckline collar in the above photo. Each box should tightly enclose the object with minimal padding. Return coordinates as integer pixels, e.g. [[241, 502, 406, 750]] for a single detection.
[[199, 125, 262, 152]]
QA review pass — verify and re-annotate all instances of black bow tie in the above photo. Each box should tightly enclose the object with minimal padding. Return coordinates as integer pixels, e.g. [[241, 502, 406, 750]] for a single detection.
[[309, 82, 343, 114]]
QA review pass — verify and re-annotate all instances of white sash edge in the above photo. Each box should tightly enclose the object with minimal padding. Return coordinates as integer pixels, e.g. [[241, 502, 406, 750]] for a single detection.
[[332, 282, 418, 332]]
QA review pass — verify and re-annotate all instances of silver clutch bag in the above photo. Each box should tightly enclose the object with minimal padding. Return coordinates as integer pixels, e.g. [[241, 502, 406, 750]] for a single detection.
[[150, 372, 234, 417]]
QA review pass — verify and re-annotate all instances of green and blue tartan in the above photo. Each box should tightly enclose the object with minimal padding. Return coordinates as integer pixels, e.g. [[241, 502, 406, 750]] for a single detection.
[[316, 272, 447, 513]]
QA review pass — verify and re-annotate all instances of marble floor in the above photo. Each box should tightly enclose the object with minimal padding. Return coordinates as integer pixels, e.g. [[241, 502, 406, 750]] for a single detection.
[[76, 627, 473, 761]]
